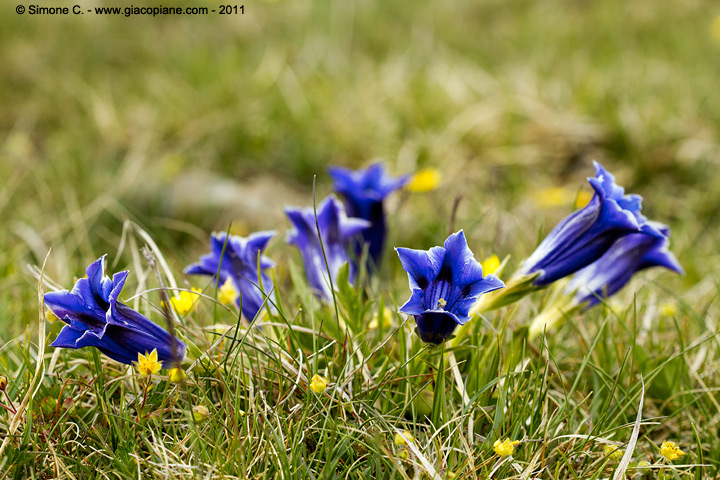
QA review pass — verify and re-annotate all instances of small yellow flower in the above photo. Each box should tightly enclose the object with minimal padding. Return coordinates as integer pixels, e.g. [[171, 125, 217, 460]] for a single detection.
[[398, 448, 409, 460], [574, 189, 593, 209], [493, 438, 520, 457], [165, 288, 202, 315], [604, 444, 624, 461], [535, 187, 571, 207], [136, 349, 163, 376], [0, 375, 7, 391], [660, 301, 677, 317], [712, 15, 720, 42], [535, 187, 593, 209], [368, 307, 393, 329], [660, 440, 685, 461], [309, 374, 329, 393], [168, 367, 187, 383], [192, 405, 210, 422], [218, 278, 239, 306], [394, 430, 415, 446], [481, 254, 501, 275], [406, 168, 442, 192]]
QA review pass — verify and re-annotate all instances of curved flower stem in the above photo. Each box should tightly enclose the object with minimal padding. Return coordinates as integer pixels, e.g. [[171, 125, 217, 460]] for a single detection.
[[137, 377, 150, 422]]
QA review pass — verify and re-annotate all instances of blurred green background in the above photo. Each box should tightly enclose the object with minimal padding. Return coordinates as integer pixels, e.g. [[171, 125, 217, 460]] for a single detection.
[[2, 0, 719, 336]]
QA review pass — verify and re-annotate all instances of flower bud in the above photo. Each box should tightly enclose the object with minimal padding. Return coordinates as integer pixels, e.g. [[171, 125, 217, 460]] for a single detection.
[[192, 405, 210, 422], [168, 367, 187, 383], [309, 374, 328, 393]]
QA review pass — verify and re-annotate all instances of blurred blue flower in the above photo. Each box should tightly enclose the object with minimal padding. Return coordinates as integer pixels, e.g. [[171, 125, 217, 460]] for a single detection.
[[45, 256, 186, 365], [521, 162, 665, 286], [185, 231, 276, 321], [568, 223, 682, 308], [285, 195, 370, 301], [396, 230, 505, 344], [329, 163, 409, 268]]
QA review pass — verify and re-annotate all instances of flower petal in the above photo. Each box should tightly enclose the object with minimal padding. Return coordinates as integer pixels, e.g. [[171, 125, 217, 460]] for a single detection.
[[50, 325, 84, 348], [399, 288, 426, 315], [395, 246, 445, 290]]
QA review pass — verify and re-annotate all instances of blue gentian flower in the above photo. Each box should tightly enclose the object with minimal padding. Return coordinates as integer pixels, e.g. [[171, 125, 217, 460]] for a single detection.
[[520, 162, 665, 286], [329, 163, 410, 268], [285, 195, 370, 301], [396, 230, 505, 344], [568, 223, 682, 308], [185, 231, 276, 321], [45, 256, 186, 365]]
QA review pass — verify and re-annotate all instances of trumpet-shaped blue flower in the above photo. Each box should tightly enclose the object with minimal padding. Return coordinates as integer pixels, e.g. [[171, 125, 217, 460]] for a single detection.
[[521, 162, 665, 286], [568, 223, 682, 307], [185, 231, 276, 321], [329, 163, 410, 268], [45, 256, 186, 365], [397, 230, 505, 344], [285, 195, 370, 301]]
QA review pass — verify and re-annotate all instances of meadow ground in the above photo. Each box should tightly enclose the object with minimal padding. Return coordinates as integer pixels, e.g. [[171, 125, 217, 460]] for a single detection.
[[1, 0, 720, 478]]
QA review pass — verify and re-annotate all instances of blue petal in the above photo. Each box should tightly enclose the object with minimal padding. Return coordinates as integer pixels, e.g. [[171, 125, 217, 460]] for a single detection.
[[210, 232, 231, 257], [51, 326, 84, 348], [399, 288, 426, 315], [244, 231, 277, 267], [438, 231, 481, 284], [640, 248, 683, 274], [184, 262, 213, 276], [45, 289, 91, 324], [569, 232, 682, 307], [285, 207, 316, 246], [329, 163, 409, 268], [285, 196, 368, 301], [85, 256, 105, 295], [395, 246, 445, 290], [450, 274, 505, 317]]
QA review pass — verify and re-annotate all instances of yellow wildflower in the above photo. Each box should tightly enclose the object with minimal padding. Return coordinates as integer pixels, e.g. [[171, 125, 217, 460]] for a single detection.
[[712, 15, 720, 42], [604, 444, 624, 461], [394, 430, 415, 446], [168, 367, 187, 383], [535, 187, 593, 209], [192, 405, 210, 422], [309, 374, 329, 393], [136, 349, 163, 376], [0, 375, 7, 391], [660, 301, 677, 317], [368, 307, 393, 329], [398, 448, 409, 460], [481, 254, 501, 275], [218, 278, 239, 306], [165, 288, 202, 315], [574, 189, 593, 209], [535, 187, 571, 207], [493, 438, 520, 457], [660, 440, 685, 461], [406, 168, 442, 192]]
